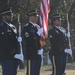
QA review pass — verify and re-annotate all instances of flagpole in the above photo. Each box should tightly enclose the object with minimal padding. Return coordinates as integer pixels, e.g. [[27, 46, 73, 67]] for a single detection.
[[40, 0, 50, 65]]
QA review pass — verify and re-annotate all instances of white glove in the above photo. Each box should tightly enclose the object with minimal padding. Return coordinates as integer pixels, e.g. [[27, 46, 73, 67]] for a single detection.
[[64, 49, 72, 56], [37, 28, 43, 36], [37, 48, 43, 55], [66, 32, 70, 37], [14, 54, 24, 62], [17, 37, 22, 42]]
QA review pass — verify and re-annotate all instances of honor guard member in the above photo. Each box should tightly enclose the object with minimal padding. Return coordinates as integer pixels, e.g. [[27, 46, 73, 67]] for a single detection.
[[0, 8, 23, 75], [48, 14, 69, 75], [23, 10, 43, 75]]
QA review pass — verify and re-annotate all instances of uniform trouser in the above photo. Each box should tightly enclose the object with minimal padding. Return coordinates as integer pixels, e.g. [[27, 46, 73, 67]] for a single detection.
[[49, 50, 54, 74], [27, 58, 41, 75], [49, 51, 67, 75], [0, 59, 19, 75]]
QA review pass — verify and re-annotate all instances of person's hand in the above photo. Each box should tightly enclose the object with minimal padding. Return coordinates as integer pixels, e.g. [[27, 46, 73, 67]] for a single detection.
[[17, 37, 22, 42], [37, 28, 43, 36], [66, 32, 70, 37], [14, 54, 24, 61], [64, 49, 72, 56], [37, 48, 43, 55]]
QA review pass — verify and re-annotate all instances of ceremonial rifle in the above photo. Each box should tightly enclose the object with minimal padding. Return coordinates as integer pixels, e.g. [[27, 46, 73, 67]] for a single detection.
[[66, 13, 73, 60], [18, 14, 24, 61]]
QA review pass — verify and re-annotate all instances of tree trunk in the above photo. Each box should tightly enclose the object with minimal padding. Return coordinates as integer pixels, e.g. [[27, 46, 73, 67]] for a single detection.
[[68, 0, 75, 22]]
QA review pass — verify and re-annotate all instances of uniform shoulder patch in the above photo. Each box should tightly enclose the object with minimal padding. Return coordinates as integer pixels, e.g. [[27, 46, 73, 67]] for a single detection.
[[25, 32, 29, 37]]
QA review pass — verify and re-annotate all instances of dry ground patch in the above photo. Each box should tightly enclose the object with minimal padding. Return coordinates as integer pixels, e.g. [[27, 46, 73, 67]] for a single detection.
[[0, 63, 75, 75]]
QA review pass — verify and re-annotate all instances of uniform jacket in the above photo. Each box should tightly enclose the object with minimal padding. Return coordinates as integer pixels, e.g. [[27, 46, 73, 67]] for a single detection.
[[0, 21, 20, 60], [48, 26, 69, 56], [23, 22, 41, 60]]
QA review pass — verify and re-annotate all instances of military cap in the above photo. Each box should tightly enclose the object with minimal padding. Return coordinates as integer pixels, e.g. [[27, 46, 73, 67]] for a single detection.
[[27, 10, 39, 17], [0, 8, 13, 16], [51, 13, 62, 21]]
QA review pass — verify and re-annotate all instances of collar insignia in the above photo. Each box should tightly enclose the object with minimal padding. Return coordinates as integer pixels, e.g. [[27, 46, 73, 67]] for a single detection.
[[55, 30, 59, 34]]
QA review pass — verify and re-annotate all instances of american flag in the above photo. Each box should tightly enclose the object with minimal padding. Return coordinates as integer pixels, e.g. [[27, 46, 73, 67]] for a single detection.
[[40, 0, 50, 47]]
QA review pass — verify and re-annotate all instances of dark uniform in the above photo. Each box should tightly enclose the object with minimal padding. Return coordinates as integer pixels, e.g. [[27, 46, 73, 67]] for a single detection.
[[0, 8, 20, 75], [48, 14, 69, 75], [23, 23, 41, 60], [23, 10, 42, 75]]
